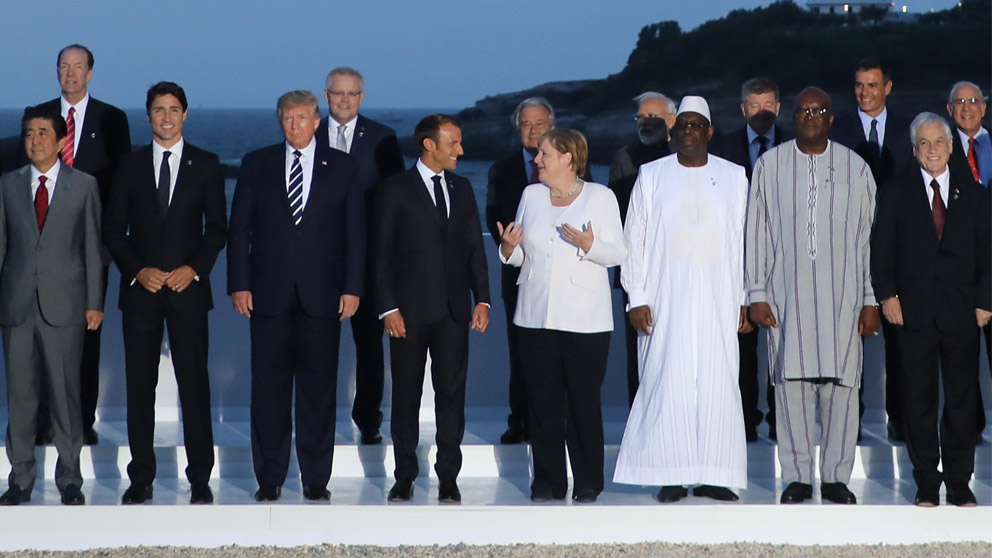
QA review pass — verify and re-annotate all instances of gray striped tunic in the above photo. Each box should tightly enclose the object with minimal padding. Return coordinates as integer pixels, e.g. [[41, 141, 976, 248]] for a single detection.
[[745, 140, 876, 388]]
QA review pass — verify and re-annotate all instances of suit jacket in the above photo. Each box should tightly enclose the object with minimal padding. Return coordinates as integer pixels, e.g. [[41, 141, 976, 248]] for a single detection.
[[227, 142, 365, 318], [0, 164, 103, 327], [104, 142, 228, 313], [871, 167, 991, 333], [23, 97, 131, 205], [372, 166, 490, 325], [948, 128, 991, 187], [316, 114, 405, 195], [486, 150, 594, 248], [830, 109, 912, 187], [711, 124, 794, 180]]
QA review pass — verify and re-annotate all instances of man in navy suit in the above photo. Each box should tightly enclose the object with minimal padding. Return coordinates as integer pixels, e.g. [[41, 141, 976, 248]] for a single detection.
[[871, 112, 991, 507], [104, 82, 228, 505], [830, 58, 912, 442], [25, 44, 131, 446], [711, 78, 793, 442], [372, 114, 490, 504], [228, 90, 365, 502], [317, 67, 405, 445]]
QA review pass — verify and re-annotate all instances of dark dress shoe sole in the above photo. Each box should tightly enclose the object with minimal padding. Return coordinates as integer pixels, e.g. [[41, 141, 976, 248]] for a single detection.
[[190, 485, 214, 504], [61, 486, 85, 505], [692, 485, 740, 501], [946, 487, 977, 507], [254, 486, 282, 502], [0, 488, 30, 505], [656, 486, 689, 503], [303, 487, 331, 501], [387, 482, 415, 502], [121, 485, 154, 505]]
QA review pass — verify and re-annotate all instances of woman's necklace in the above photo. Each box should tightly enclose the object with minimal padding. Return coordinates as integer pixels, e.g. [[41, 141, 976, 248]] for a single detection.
[[550, 179, 582, 199]]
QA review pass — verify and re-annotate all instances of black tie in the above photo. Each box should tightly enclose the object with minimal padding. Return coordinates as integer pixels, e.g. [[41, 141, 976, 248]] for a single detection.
[[868, 119, 880, 157], [432, 175, 448, 226], [755, 136, 768, 167], [158, 151, 171, 213]]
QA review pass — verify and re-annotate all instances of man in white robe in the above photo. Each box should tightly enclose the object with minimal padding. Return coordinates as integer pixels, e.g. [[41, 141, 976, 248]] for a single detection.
[[614, 96, 751, 503]]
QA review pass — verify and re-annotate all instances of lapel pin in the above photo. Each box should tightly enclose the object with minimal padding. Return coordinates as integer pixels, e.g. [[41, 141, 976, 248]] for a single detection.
[[321, 160, 327, 166], [90, 133, 96, 139], [358, 129, 365, 138], [187, 160, 192, 166]]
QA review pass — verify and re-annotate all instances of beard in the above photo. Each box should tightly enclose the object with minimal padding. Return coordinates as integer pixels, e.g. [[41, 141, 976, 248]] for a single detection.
[[747, 110, 777, 136], [638, 121, 669, 146]]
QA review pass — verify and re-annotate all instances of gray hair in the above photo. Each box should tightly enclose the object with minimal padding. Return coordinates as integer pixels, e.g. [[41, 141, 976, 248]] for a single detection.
[[277, 90, 320, 119], [740, 78, 780, 104], [325, 67, 364, 90], [909, 112, 953, 146], [512, 97, 555, 129], [633, 91, 677, 115], [947, 80, 986, 104]]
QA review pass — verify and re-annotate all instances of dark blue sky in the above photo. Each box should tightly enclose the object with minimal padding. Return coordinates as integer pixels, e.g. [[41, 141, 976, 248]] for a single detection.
[[0, 0, 959, 109]]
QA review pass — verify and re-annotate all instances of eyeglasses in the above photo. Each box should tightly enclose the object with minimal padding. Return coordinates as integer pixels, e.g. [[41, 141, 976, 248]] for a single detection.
[[673, 121, 708, 131], [634, 113, 664, 123], [795, 107, 830, 119], [950, 97, 984, 106], [328, 90, 362, 99]]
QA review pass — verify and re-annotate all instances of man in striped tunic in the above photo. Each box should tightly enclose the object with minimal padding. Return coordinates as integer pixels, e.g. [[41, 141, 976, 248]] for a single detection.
[[746, 87, 881, 505]]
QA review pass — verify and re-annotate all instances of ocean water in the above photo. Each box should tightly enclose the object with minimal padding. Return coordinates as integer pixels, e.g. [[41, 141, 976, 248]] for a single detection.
[[0, 108, 608, 220]]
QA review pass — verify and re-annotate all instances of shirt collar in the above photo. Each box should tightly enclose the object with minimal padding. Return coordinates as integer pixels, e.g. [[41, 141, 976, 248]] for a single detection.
[[286, 137, 317, 160], [857, 106, 887, 129], [61, 93, 90, 116], [958, 126, 989, 144], [746, 124, 775, 145], [920, 166, 950, 193], [416, 158, 444, 186], [330, 115, 358, 130], [522, 148, 535, 166], [31, 159, 62, 185], [152, 137, 184, 159]]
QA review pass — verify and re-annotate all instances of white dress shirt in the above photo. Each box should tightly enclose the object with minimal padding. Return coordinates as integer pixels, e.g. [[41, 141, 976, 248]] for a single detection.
[[921, 167, 950, 208], [415, 159, 451, 217], [328, 115, 358, 153], [60, 94, 89, 154], [285, 138, 317, 209], [152, 137, 184, 205], [30, 160, 61, 202]]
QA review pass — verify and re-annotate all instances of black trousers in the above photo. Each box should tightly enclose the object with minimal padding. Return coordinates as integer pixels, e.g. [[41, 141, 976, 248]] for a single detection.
[[122, 295, 214, 486], [518, 327, 609, 498], [250, 295, 341, 488], [389, 315, 468, 482], [349, 288, 385, 432], [899, 325, 978, 490], [37, 266, 108, 434], [500, 265, 527, 429], [737, 327, 762, 434], [882, 318, 904, 429]]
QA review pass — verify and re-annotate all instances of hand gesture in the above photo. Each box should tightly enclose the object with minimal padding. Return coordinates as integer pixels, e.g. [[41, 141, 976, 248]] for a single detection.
[[561, 221, 594, 253], [497, 221, 523, 260]]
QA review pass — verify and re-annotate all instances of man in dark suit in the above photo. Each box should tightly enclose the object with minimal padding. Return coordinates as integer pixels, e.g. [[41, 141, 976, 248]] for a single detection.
[[0, 105, 104, 506], [104, 82, 228, 505], [228, 90, 365, 502], [607, 91, 675, 409], [871, 112, 991, 507], [830, 58, 913, 441], [711, 78, 793, 442], [485, 97, 554, 444], [317, 67, 405, 445], [24, 44, 131, 446], [373, 114, 490, 503]]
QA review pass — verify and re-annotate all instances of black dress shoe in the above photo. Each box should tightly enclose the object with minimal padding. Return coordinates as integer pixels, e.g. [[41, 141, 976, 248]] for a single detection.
[[820, 482, 857, 504], [438, 479, 461, 504], [190, 483, 213, 504], [121, 484, 153, 505], [745, 427, 758, 443], [60, 484, 85, 505], [768, 424, 777, 441], [359, 426, 383, 445], [254, 484, 281, 502], [780, 482, 813, 504], [914, 486, 940, 507], [656, 485, 688, 503], [946, 484, 977, 507], [35, 428, 54, 446], [886, 421, 905, 442], [387, 479, 414, 502], [530, 488, 554, 502], [303, 485, 331, 501], [693, 484, 740, 501], [0, 485, 30, 506], [500, 424, 527, 444], [83, 427, 99, 446], [571, 488, 598, 503]]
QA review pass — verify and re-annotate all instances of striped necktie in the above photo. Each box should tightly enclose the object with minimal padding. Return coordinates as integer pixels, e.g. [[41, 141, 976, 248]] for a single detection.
[[288, 150, 304, 226], [61, 107, 76, 166]]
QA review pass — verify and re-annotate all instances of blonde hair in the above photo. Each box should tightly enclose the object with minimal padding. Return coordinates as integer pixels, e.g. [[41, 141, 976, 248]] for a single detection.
[[539, 129, 588, 177]]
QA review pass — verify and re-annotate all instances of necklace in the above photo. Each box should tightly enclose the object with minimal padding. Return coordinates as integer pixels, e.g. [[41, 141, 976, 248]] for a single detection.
[[550, 179, 582, 199]]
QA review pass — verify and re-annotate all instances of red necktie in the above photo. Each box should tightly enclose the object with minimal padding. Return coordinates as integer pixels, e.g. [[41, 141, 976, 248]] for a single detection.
[[61, 107, 75, 167], [529, 160, 539, 184], [930, 178, 945, 240], [967, 137, 980, 183], [35, 176, 50, 232]]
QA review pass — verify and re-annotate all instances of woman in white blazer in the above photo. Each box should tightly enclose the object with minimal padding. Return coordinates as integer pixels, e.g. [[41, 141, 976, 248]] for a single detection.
[[498, 129, 625, 503]]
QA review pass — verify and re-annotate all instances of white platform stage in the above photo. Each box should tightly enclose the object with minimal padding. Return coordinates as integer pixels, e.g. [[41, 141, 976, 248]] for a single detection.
[[0, 411, 989, 551]]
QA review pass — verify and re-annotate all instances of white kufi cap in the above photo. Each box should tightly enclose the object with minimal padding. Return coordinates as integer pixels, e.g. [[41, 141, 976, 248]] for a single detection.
[[677, 95, 711, 123]]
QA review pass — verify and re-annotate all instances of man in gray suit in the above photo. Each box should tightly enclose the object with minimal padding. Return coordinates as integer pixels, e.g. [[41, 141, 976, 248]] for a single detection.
[[0, 105, 104, 506]]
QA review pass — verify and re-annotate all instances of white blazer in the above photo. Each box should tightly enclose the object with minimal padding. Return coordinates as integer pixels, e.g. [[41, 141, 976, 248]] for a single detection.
[[500, 181, 626, 333]]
